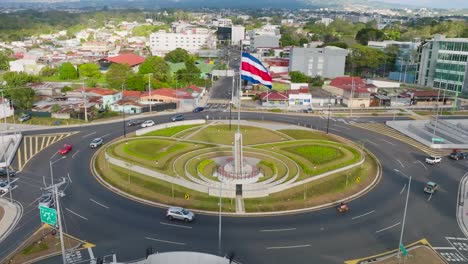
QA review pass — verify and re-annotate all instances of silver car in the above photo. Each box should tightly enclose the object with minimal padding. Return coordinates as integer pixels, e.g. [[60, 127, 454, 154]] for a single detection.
[[90, 137, 104, 148], [166, 207, 195, 223], [0, 180, 11, 194]]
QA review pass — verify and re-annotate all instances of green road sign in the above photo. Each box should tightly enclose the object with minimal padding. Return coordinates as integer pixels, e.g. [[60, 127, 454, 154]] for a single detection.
[[432, 137, 444, 143], [39, 206, 57, 226], [399, 243, 408, 257]]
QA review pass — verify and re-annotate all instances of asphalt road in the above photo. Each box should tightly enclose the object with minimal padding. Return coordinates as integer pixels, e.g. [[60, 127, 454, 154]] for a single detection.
[[0, 112, 467, 264]]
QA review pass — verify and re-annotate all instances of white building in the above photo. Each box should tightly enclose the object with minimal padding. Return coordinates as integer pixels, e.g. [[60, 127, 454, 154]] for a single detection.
[[289, 46, 348, 78], [231, 26, 245, 46], [149, 29, 216, 56], [315, 18, 334, 26], [213, 19, 232, 28]]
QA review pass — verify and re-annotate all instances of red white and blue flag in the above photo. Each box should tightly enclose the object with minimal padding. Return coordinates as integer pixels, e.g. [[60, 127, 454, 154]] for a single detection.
[[241, 52, 272, 89]]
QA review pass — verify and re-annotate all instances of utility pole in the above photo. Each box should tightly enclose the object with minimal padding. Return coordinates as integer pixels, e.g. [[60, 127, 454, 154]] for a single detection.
[[121, 83, 127, 138], [218, 181, 222, 256], [394, 169, 412, 263], [82, 82, 88, 122], [148, 74, 152, 113], [326, 103, 331, 134]]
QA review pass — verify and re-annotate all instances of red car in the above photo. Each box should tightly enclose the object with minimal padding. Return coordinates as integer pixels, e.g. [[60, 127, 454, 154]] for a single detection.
[[58, 144, 72, 155]]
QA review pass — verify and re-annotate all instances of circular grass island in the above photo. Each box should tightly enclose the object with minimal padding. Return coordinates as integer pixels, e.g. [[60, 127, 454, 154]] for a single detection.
[[93, 121, 379, 214]]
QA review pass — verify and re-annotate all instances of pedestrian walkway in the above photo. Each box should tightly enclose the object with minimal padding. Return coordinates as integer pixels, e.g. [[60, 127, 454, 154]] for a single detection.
[[0, 198, 22, 244], [16, 132, 78, 171], [351, 123, 448, 157]]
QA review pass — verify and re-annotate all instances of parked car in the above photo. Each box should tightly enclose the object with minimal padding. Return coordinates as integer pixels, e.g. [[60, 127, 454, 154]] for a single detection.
[[450, 152, 467, 160], [18, 114, 31, 122], [192, 107, 204, 113], [38, 192, 54, 208], [0, 167, 15, 178], [166, 207, 195, 223], [126, 120, 144, 127], [90, 138, 104, 148], [302, 108, 313, 113], [0, 180, 11, 194], [141, 120, 155, 128], [58, 144, 73, 155], [425, 156, 441, 165], [171, 114, 185, 122], [424, 181, 438, 194]]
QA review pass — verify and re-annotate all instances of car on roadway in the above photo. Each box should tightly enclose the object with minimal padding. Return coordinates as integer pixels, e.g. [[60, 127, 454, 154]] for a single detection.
[[450, 151, 467, 160], [38, 192, 54, 208], [0, 167, 15, 178], [192, 107, 204, 113], [424, 181, 438, 194], [126, 119, 144, 127], [141, 120, 155, 128], [425, 156, 441, 165], [90, 137, 104, 148], [0, 180, 11, 194], [58, 144, 72, 155], [171, 114, 185, 122], [166, 207, 195, 223], [18, 113, 31, 122]]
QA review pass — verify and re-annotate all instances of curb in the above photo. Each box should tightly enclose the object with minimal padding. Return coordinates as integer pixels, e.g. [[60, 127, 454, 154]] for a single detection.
[[456, 172, 468, 238], [0, 199, 23, 244]]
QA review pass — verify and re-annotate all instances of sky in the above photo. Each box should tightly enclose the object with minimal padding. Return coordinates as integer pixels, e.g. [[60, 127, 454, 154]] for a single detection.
[[373, 0, 468, 9]]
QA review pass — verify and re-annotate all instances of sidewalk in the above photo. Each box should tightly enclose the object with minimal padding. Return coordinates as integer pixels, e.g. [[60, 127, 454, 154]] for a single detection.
[[457, 172, 468, 238], [0, 198, 22, 243]]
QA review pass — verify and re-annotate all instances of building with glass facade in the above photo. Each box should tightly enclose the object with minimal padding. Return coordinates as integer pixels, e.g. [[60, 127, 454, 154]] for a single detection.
[[416, 35, 468, 97]]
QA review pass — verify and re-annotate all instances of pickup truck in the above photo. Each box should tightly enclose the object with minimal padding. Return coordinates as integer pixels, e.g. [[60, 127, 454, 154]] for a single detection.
[[425, 156, 442, 165]]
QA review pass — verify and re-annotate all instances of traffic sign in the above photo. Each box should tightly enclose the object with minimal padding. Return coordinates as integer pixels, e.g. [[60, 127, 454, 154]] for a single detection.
[[355, 176, 361, 183], [432, 137, 444, 143], [39, 206, 57, 226], [399, 243, 408, 257], [184, 194, 190, 200]]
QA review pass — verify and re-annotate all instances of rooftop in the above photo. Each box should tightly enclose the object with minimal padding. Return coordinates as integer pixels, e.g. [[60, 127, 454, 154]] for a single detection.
[[104, 53, 145, 67]]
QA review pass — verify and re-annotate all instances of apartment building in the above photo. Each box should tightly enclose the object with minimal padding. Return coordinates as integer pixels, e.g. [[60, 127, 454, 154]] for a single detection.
[[289, 46, 348, 78], [416, 35, 468, 96], [149, 28, 216, 56]]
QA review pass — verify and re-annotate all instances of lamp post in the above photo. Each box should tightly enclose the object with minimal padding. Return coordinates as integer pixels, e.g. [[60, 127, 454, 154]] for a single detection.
[[218, 181, 223, 256], [394, 169, 412, 263], [121, 83, 127, 138], [326, 103, 331, 134], [81, 81, 88, 122], [49, 156, 66, 186]]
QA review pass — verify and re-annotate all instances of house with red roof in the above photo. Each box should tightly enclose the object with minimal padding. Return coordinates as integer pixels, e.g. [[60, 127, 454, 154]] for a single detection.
[[140, 85, 205, 109], [259, 91, 289, 107], [324, 77, 373, 108], [98, 53, 145, 72], [84, 88, 123, 109]]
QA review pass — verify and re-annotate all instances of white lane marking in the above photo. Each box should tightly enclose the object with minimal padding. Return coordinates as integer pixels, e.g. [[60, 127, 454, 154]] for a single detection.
[[101, 133, 112, 138], [416, 160, 428, 170], [330, 118, 337, 121], [67, 173, 72, 184], [160, 222, 192, 229], [87, 248, 95, 260], [366, 140, 378, 146], [144, 237, 186, 245], [266, 244, 311, 250], [259, 228, 296, 232], [320, 116, 325, 119], [381, 139, 395, 146], [82, 132, 96, 138], [396, 159, 405, 168], [50, 152, 58, 161], [333, 125, 350, 130], [90, 199, 109, 209], [446, 237, 468, 261], [400, 184, 407, 195], [352, 210, 375, 220], [433, 247, 456, 250], [446, 237, 468, 241], [65, 208, 88, 221], [72, 150, 79, 159], [43, 176, 47, 187], [428, 192, 433, 202], [375, 222, 401, 233]]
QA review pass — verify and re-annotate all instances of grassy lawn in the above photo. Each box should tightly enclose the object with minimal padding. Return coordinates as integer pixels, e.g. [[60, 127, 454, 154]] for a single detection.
[[96, 152, 235, 212], [244, 151, 377, 212], [188, 124, 288, 145], [284, 145, 344, 164], [272, 82, 289, 91], [142, 124, 202, 137], [279, 129, 334, 140]]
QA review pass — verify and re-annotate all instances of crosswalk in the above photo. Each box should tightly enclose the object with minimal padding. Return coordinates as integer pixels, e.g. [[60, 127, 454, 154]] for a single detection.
[[435, 237, 468, 262], [65, 249, 83, 264], [350, 123, 448, 157], [16, 132, 78, 171]]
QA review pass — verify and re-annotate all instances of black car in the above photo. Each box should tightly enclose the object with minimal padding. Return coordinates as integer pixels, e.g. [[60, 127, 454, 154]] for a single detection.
[[126, 120, 144, 126], [0, 167, 15, 178], [192, 107, 204, 113], [171, 114, 185, 122], [450, 152, 467, 160]]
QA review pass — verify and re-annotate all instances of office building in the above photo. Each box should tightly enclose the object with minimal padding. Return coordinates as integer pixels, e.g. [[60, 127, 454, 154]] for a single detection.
[[149, 28, 216, 56], [289, 46, 348, 78]]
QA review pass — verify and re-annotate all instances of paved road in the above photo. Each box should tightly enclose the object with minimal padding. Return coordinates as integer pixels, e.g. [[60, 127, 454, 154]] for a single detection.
[[0, 113, 466, 264]]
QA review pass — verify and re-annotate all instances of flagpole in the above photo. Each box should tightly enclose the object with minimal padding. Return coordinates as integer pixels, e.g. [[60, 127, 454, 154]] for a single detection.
[[238, 49, 242, 133]]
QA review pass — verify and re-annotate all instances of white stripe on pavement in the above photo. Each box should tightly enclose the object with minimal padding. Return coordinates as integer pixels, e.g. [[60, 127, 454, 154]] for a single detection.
[[144, 237, 186, 245], [400, 184, 407, 195], [260, 228, 296, 232], [72, 150, 79, 159], [160, 222, 192, 229], [65, 208, 88, 221], [381, 139, 395, 146], [266, 244, 311, 250], [417, 160, 428, 170], [90, 199, 109, 209], [433, 247, 455, 250], [352, 210, 375, 220], [396, 159, 404, 168], [82, 132, 96, 138], [375, 222, 401, 233]]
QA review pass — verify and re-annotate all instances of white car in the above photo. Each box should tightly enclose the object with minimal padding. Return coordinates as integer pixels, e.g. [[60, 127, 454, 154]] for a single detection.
[[166, 207, 195, 223], [425, 156, 442, 165], [0, 180, 11, 194], [141, 120, 155, 128], [90, 137, 104, 148]]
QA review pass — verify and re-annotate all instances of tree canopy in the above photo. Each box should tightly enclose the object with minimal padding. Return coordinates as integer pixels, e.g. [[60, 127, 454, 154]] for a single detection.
[[289, 71, 311, 83], [106, 63, 132, 89], [347, 44, 387, 75], [164, 48, 190, 63], [58, 62, 78, 80], [138, 56, 170, 82], [355, 28, 386, 45], [2, 71, 40, 87], [78, 63, 101, 79]]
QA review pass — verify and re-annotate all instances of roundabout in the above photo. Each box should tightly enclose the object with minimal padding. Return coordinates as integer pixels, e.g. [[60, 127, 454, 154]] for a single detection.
[[0, 111, 466, 264], [93, 120, 379, 214]]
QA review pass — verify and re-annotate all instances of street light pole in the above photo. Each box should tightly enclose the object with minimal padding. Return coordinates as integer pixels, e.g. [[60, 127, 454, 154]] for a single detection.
[[394, 169, 412, 263], [218, 181, 222, 256], [326, 103, 331, 134], [81, 81, 88, 122], [55, 183, 67, 264], [121, 83, 126, 138], [148, 74, 152, 113]]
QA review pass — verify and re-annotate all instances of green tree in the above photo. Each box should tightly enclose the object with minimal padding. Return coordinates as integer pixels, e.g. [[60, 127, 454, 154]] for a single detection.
[[165, 48, 190, 63], [289, 71, 311, 83], [318, 42, 348, 49], [355, 28, 385, 45], [138, 56, 170, 81], [125, 74, 146, 91], [0, 51, 11, 71], [39, 66, 57, 77], [61, 86, 73, 93], [347, 44, 386, 75], [2, 71, 39, 87], [175, 57, 201, 86], [4, 87, 35, 110], [106, 63, 132, 89], [310, 76, 324, 87], [78, 63, 101, 79], [58, 62, 78, 80], [51, 104, 60, 113], [132, 24, 169, 37]]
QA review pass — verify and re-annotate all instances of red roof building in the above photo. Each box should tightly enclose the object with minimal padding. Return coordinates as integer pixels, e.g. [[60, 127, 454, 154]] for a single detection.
[[103, 53, 145, 67], [259, 91, 289, 101], [85, 88, 119, 96], [329, 77, 374, 94]]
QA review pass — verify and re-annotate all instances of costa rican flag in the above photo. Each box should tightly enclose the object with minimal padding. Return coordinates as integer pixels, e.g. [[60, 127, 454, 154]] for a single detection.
[[241, 52, 272, 89]]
